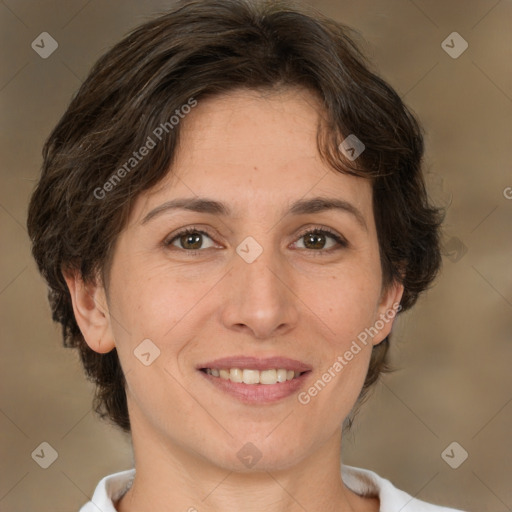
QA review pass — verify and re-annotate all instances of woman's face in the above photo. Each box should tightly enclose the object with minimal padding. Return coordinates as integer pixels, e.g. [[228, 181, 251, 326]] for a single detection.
[[99, 88, 402, 470]]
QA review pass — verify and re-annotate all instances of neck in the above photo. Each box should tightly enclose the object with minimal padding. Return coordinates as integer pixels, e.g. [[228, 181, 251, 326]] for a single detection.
[[117, 423, 375, 512]]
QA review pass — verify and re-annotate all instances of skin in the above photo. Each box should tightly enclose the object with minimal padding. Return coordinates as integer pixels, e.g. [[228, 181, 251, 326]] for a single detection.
[[64, 87, 403, 512]]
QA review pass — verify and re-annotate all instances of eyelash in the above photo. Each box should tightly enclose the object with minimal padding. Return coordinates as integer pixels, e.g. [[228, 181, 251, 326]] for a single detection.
[[163, 225, 348, 256]]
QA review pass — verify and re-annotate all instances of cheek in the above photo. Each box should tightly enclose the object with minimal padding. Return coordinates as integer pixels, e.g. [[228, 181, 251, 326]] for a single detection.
[[315, 265, 383, 343], [109, 252, 178, 327], [300, 263, 382, 406], [106, 267, 200, 419], [107, 258, 215, 367]]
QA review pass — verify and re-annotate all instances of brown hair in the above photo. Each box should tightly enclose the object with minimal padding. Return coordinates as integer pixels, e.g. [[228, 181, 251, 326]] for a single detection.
[[27, 0, 443, 432]]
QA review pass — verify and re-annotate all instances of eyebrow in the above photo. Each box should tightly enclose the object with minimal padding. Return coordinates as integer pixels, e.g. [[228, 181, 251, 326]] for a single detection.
[[141, 196, 367, 231]]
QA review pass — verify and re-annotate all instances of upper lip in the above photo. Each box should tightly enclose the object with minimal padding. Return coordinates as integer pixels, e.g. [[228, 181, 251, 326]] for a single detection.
[[197, 356, 312, 373]]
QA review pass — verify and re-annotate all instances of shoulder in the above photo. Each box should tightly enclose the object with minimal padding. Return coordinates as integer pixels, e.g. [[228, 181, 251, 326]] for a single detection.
[[79, 469, 135, 512], [342, 465, 467, 512]]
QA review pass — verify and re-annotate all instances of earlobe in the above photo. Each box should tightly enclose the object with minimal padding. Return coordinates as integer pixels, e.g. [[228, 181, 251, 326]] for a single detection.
[[62, 267, 116, 354], [372, 281, 404, 346]]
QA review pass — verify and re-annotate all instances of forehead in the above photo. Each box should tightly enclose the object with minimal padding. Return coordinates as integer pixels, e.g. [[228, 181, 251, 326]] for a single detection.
[[131, 87, 373, 224]]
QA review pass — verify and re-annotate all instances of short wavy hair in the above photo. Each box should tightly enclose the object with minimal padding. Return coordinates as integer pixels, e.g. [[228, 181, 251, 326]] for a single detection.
[[27, 0, 443, 432]]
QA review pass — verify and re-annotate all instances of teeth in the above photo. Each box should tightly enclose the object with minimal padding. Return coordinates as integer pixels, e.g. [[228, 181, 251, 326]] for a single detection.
[[259, 369, 276, 384], [277, 369, 287, 382], [230, 368, 243, 383], [242, 369, 259, 384], [205, 368, 301, 384]]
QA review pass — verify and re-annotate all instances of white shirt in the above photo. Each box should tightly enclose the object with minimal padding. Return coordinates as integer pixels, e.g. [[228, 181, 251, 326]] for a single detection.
[[79, 465, 466, 512]]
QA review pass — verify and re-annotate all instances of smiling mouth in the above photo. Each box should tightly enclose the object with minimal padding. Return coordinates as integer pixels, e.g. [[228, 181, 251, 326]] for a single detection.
[[200, 368, 308, 385]]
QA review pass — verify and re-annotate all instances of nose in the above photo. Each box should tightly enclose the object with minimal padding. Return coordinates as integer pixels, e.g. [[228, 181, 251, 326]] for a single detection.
[[219, 243, 299, 340]]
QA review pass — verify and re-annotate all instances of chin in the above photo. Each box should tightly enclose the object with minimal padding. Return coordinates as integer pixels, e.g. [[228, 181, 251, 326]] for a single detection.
[[198, 434, 311, 474]]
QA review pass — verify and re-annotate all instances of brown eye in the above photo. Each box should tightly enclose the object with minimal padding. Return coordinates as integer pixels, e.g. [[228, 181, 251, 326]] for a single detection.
[[166, 229, 216, 251], [294, 229, 347, 252], [179, 232, 203, 250], [303, 232, 328, 250]]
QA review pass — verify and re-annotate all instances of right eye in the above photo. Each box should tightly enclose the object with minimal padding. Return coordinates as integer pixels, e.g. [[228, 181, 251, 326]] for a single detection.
[[164, 227, 217, 252]]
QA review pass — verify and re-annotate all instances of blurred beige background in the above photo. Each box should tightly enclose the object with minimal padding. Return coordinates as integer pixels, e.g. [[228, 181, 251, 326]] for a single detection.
[[1, 0, 511, 511]]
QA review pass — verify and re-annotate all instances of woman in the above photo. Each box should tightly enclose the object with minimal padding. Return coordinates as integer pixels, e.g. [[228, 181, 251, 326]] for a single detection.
[[27, 0, 465, 510]]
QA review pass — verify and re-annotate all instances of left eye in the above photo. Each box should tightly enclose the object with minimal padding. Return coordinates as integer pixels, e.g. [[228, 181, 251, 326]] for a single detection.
[[292, 229, 345, 251]]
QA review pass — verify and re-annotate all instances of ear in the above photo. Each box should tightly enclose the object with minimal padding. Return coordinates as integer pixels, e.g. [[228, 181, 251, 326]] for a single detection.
[[62, 267, 116, 354], [371, 280, 404, 346]]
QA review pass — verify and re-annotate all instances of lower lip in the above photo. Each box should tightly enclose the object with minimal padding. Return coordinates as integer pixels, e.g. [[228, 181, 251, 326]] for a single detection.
[[199, 370, 311, 404]]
